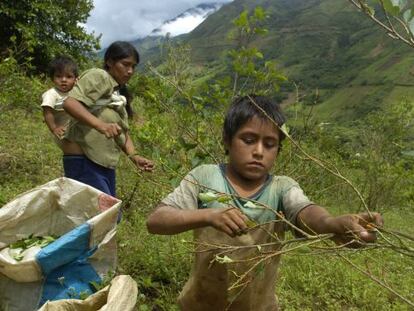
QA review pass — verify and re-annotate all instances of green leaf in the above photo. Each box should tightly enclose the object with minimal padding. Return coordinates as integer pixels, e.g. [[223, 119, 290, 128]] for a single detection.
[[217, 195, 232, 203], [365, 5, 375, 16], [255, 51, 264, 59], [244, 201, 257, 208], [382, 0, 401, 15], [403, 9, 412, 22], [234, 10, 248, 27], [215, 255, 234, 264], [13, 254, 24, 261], [8, 248, 24, 261], [254, 7, 266, 20], [281, 124, 289, 135], [394, 0, 408, 10], [246, 219, 257, 228], [408, 17, 414, 35], [9, 240, 25, 249], [199, 192, 218, 203]]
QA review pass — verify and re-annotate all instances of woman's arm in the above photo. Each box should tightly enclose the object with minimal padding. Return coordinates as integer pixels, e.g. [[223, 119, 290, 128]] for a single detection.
[[121, 132, 154, 172], [63, 97, 122, 138]]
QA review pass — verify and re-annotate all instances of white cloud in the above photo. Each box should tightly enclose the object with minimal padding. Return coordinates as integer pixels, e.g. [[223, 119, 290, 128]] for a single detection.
[[151, 3, 223, 37], [86, 0, 233, 48], [156, 15, 206, 37]]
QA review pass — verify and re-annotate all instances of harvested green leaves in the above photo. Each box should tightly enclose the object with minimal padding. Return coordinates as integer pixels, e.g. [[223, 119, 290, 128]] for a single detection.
[[198, 191, 218, 203], [199, 192, 232, 204], [8, 235, 57, 261]]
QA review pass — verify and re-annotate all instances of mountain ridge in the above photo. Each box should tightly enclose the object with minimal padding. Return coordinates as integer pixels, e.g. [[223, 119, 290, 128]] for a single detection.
[[135, 0, 414, 122]]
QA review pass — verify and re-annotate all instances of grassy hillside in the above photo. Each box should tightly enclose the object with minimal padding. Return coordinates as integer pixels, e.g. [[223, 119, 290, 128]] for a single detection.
[[1, 83, 413, 310]]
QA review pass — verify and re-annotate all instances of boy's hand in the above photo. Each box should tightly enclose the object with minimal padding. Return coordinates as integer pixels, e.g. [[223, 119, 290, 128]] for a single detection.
[[96, 122, 122, 138], [327, 212, 383, 247], [207, 207, 249, 237], [130, 155, 154, 172], [52, 126, 66, 139]]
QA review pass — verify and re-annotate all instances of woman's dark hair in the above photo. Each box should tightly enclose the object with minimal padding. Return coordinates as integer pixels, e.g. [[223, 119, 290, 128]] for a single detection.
[[48, 55, 78, 79], [119, 85, 133, 117], [104, 41, 139, 69], [104, 41, 140, 118], [223, 95, 286, 152]]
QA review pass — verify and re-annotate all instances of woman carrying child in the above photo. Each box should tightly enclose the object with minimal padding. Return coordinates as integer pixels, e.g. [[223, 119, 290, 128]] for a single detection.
[[62, 41, 153, 197]]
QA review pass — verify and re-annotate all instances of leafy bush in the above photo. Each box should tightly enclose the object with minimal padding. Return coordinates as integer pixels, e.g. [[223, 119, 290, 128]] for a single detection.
[[0, 1, 99, 72], [0, 57, 46, 112]]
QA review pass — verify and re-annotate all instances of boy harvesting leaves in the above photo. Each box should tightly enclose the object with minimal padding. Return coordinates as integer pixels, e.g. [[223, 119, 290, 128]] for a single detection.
[[41, 56, 78, 148], [146, 95, 383, 310]]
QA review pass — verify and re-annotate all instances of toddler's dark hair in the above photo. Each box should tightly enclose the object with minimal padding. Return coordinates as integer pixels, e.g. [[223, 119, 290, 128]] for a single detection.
[[223, 95, 286, 152], [48, 56, 78, 79]]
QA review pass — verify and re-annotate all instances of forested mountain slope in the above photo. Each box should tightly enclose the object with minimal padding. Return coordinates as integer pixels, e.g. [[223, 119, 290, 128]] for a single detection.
[[138, 0, 414, 122]]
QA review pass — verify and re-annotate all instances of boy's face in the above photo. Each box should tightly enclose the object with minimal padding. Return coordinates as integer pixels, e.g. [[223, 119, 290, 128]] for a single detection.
[[53, 69, 76, 93], [225, 116, 280, 183]]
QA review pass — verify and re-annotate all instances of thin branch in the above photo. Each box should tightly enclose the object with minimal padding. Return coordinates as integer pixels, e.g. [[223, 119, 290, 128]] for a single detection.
[[347, 0, 414, 48]]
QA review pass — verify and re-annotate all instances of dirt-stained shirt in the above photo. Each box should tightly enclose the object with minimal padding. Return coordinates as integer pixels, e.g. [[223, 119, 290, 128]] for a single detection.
[[161, 164, 313, 311], [65, 68, 129, 169]]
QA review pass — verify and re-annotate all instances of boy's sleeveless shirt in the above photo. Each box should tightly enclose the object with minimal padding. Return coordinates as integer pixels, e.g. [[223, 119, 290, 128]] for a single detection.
[[162, 164, 313, 311], [65, 68, 129, 169]]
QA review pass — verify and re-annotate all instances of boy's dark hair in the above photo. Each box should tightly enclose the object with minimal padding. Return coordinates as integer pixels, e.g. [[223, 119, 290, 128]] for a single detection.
[[223, 95, 286, 151], [104, 41, 140, 118], [48, 56, 78, 79]]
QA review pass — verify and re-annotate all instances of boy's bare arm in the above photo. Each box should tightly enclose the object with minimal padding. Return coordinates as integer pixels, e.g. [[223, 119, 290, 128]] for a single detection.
[[297, 204, 383, 245], [63, 97, 122, 138], [147, 204, 249, 237]]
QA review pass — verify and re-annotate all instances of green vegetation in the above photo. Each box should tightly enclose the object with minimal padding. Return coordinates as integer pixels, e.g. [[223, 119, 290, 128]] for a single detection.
[[138, 0, 414, 122], [1, 1, 414, 310], [8, 235, 56, 261], [0, 0, 100, 72]]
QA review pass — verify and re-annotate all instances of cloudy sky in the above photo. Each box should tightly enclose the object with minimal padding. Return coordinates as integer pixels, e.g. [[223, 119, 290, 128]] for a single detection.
[[85, 0, 233, 48]]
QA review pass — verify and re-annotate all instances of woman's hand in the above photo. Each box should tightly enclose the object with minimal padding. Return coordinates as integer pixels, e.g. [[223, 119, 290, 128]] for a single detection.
[[130, 155, 154, 172], [96, 121, 122, 138]]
